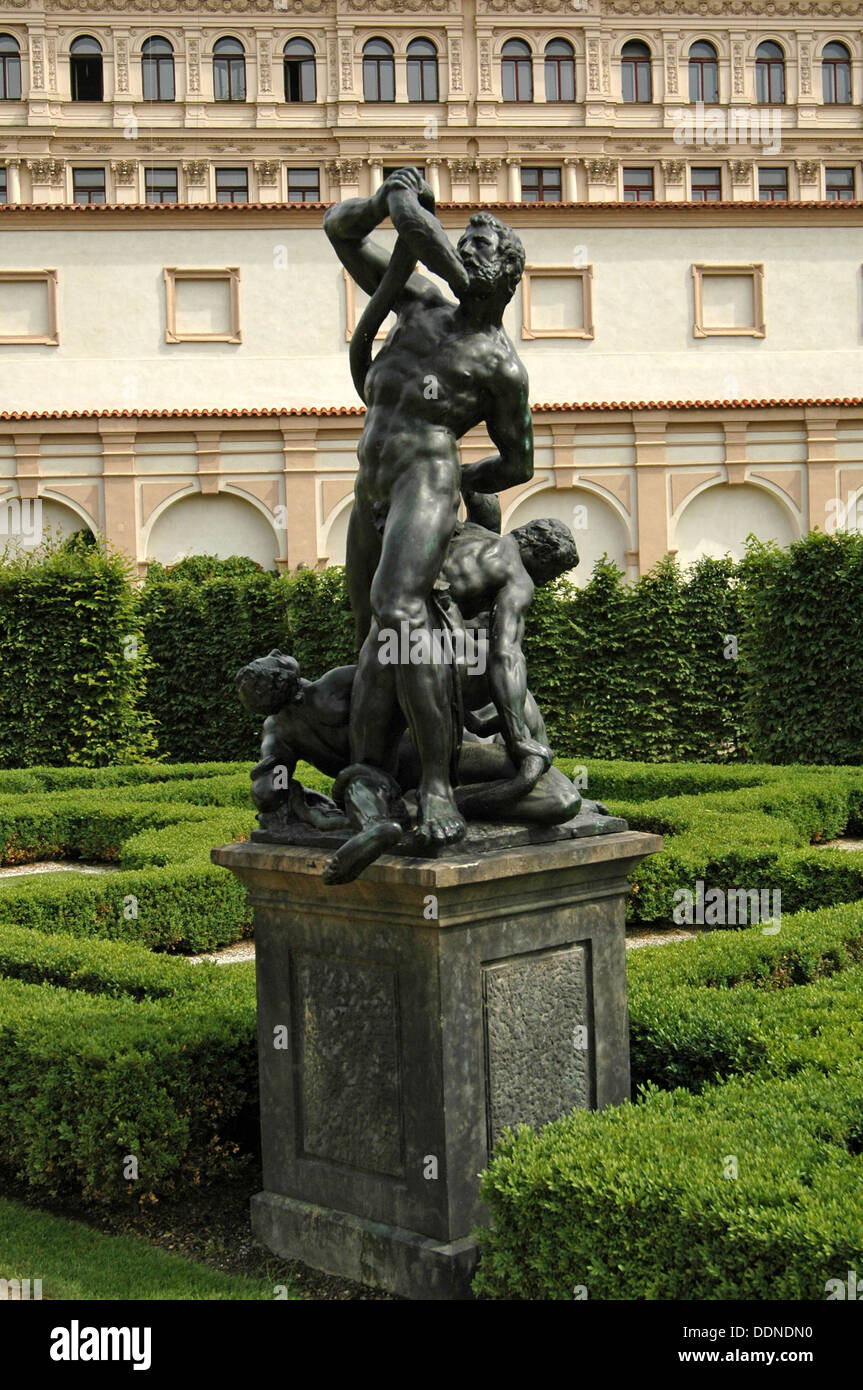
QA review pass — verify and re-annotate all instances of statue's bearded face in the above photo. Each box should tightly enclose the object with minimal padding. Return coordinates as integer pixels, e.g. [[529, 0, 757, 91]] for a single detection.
[[457, 223, 505, 299]]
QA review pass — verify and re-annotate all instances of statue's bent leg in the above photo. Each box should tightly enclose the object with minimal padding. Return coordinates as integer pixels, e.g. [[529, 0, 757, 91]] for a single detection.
[[455, 745, 581, 824], [322, 764, 407, 886]]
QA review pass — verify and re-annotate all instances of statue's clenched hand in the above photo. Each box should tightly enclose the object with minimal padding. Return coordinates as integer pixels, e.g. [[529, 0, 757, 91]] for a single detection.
[[380, 165, 435, 213]]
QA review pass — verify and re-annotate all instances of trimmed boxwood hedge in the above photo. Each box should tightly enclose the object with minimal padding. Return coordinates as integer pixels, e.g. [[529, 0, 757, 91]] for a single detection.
[[0, 921, 225, 1000], [580, 763, 863, 925], [0, 968, 257, 1204], [2, 755, 863, 1261], [474, 902, 863, 1300], [474, 1068, 863, 1301]]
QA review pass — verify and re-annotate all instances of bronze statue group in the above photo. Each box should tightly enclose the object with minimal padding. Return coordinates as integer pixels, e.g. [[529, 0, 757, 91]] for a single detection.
[[237, 168, 593, 884]]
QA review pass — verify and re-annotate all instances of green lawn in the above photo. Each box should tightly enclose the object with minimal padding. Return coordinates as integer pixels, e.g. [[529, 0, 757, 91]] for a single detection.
[[0, 1198, 295, 1301]]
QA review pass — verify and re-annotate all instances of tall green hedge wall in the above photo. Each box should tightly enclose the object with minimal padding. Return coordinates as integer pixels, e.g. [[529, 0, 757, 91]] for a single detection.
[[3, 531, 861, 767], [0, 544, 154, 768]]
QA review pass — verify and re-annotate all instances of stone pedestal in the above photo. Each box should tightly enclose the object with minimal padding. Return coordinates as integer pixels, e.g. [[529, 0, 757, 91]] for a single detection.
[[211, 826, 661, 1300]]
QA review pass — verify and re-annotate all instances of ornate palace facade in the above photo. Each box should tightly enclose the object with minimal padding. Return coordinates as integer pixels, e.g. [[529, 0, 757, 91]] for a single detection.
[[0, 3, 860, 578], [0, 1, 861, 206]]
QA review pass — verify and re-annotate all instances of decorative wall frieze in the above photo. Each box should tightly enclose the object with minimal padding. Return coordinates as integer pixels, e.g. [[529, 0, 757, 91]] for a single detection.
[[449, 36, 463, 94], [43, 0, 334, 10], [480, 0, 592, 10], [187, 37, 201, 95], [341, 0, 453, 10], [448, 157, 476, 179], [731, 40, 745, 98], [603, 0, 862, 13], [27, 158, 64, 185], [326, 158, 362, 183], [584, 157, 617, 183], [115, 37, 129, 95], [111, 160, 137, 185], [664, 38, 679, 99], [478, 37, 492, 95], [258, 41, 272, 97], [182, 160, 208, 185], [587, 38, 602, 98], [30, 34, 44, 91], [339, 36, 353, 94], [799, 42, 812, 98], [254, 160, 281, 184]]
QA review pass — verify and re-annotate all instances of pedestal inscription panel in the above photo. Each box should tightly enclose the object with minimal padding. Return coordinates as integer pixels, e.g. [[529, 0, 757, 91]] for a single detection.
[[293, 951, 405, 1178], [482, 943, 592, 1145]]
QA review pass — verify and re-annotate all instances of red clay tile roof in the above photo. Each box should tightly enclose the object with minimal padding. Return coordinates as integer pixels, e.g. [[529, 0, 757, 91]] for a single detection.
[[0, 200, 862, 215], [0, 398, 861, 423]]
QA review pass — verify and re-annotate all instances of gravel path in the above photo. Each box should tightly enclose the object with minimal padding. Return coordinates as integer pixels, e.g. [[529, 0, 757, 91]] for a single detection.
[[0, 861, 116, 878], [190, 941, 256, 965]]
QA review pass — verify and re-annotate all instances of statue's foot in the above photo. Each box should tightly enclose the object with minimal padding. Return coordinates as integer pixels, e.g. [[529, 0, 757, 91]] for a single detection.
[[415, 788, 467, 848], [322, 819, 403, 886]]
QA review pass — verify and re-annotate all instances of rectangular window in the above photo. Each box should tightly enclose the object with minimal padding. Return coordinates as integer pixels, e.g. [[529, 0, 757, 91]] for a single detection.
[[521, 265, 594, 340], [287, 168, 320, 202], [163, 267, 241, 344], [623, 167, 654, 201], [145, 168, 178, 204], [692, 263, 766, 338], [215, 168, 248, 204], [691, 167, 722, 201], [622, 59, 652, 103], [758, 167, 788, 201], [826, 167, 855, 201], [285, 57, 315, 103], [72, 168, 106, 205], [0, 168, 6, 205], [0, 269, 59, 345], [520, 167, 562, 203]]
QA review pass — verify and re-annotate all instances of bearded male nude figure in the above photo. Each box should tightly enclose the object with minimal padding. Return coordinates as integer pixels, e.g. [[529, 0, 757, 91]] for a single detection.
[[323, 167, 533, 850]]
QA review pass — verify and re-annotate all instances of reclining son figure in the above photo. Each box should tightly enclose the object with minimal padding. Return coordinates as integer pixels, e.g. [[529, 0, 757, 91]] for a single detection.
[[237, 515, 585, 884]]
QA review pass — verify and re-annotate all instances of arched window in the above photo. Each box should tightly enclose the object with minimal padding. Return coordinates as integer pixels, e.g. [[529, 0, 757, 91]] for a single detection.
[[502, 39, 533, 103], [407, 38, 438, 102], [545, 38, 575, 102], [70, 36, 103, 102], [756, 41, 785, 104], [142, 37, 174, 102], [688, 39, 718, 103], [363, 38, 394, 103], [0, 35, 21, 101], [621, 40, 652, 103], [213, 37, 246, 102], [822, 41, 851, 104], [284, 37, 315, 102]]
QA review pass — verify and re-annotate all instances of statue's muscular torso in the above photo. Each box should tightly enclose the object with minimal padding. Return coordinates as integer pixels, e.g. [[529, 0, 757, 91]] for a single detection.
[[357, 295, 527, 505]]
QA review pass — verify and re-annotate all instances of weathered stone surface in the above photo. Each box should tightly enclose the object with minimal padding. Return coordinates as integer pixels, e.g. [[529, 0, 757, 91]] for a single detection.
[[483, 943, 590, 1142], [294, 951, 404, 1177], [212, 827, 662, 1300]]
